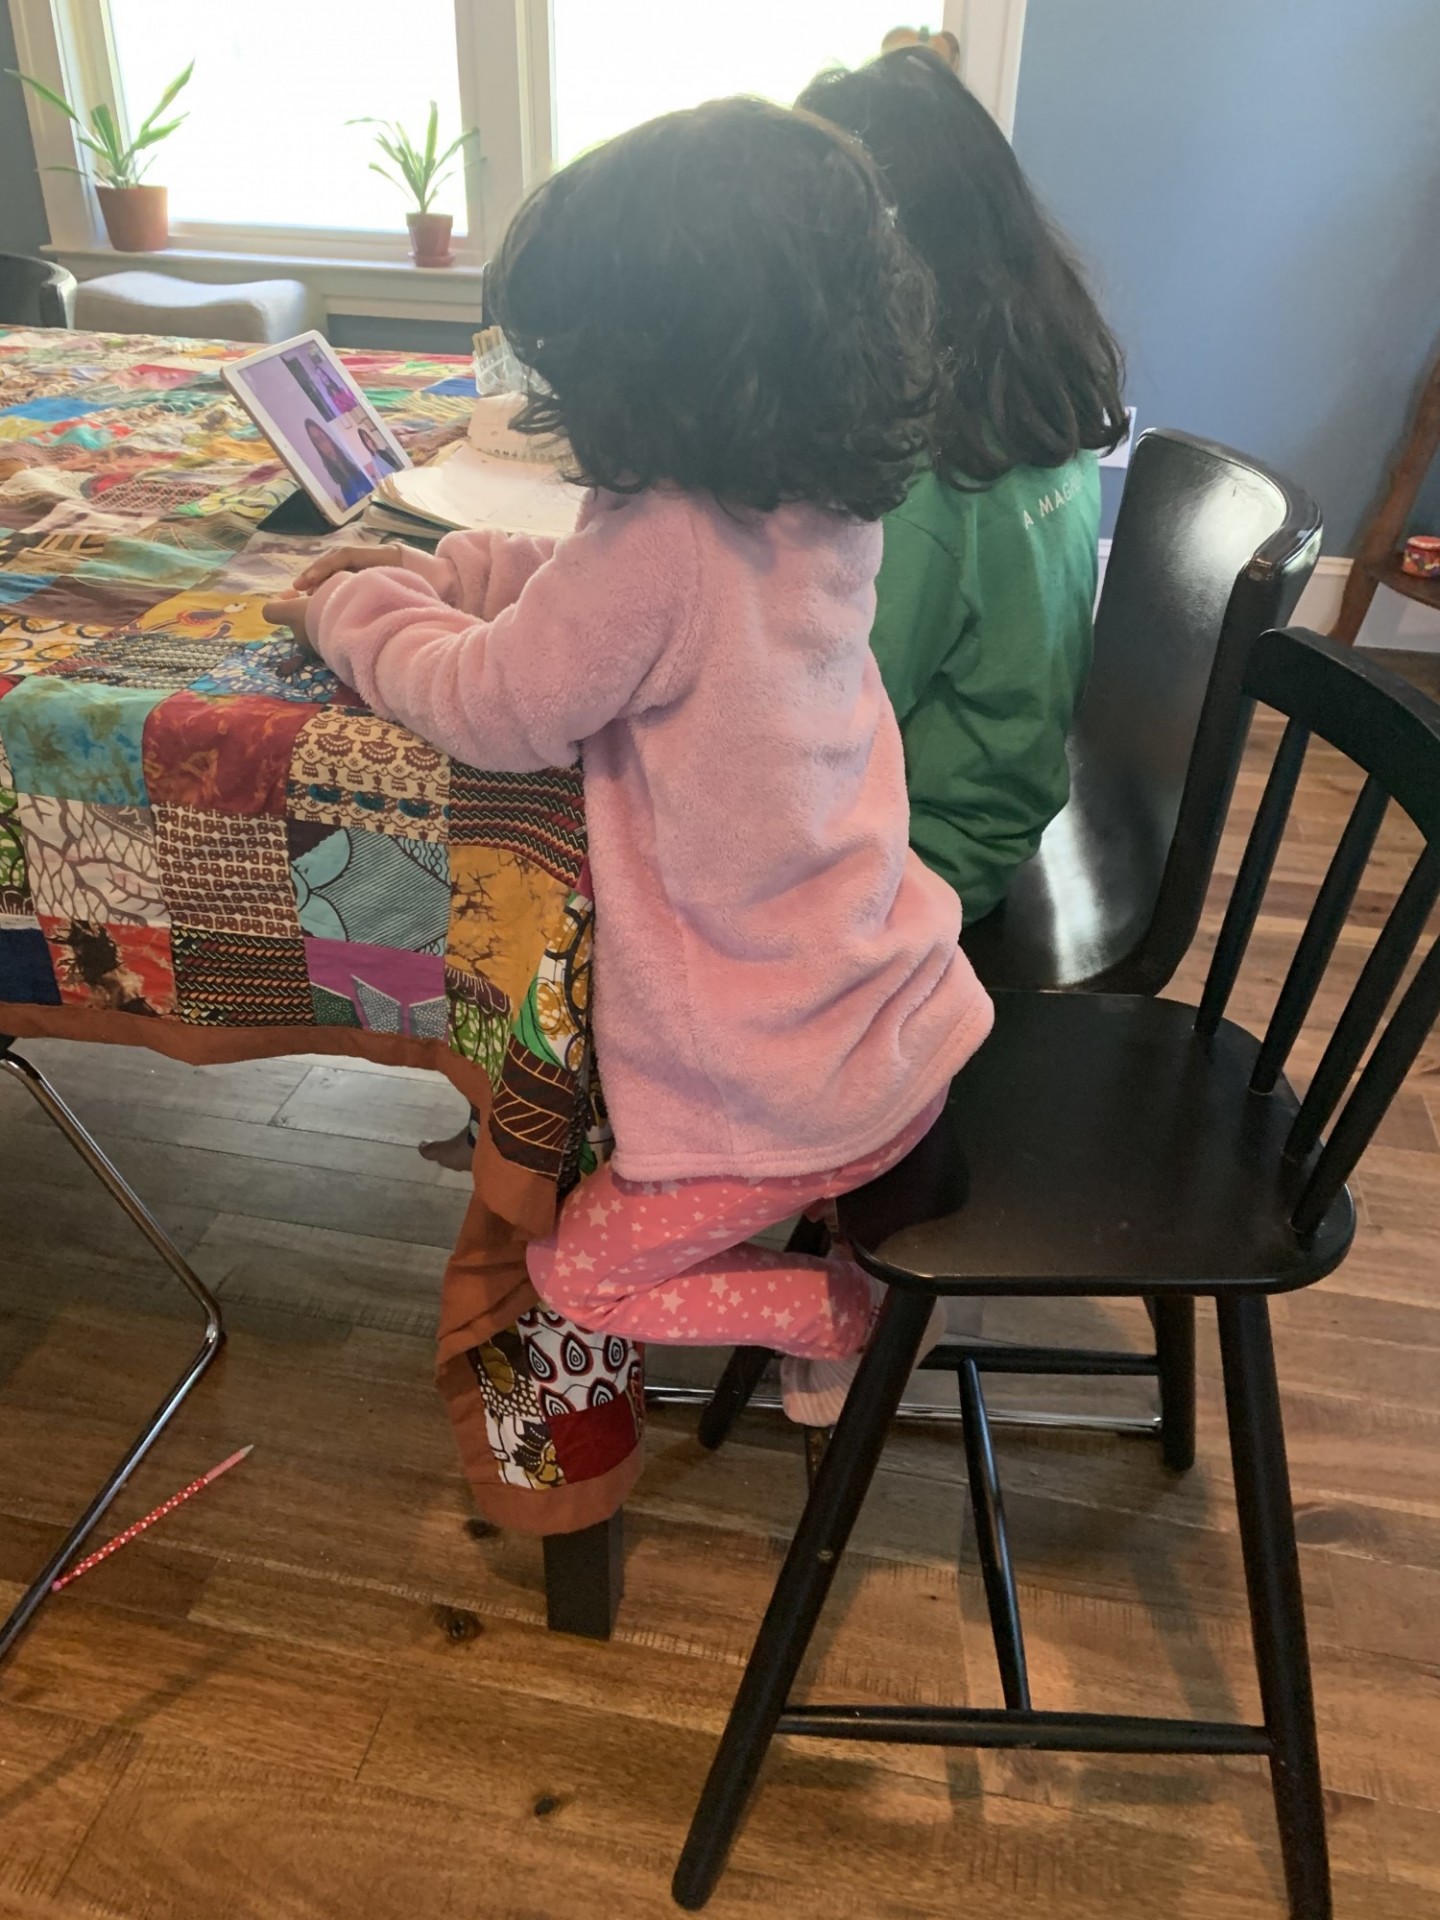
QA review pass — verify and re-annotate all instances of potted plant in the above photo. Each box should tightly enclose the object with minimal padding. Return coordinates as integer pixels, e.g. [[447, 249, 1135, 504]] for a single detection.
[[352, 101, 478, 268], [8, 61, 194, 253]]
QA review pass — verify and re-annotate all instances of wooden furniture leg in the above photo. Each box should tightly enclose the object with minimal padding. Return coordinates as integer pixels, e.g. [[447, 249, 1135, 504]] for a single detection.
[[542, 1510, 625, 1638], [1332, 351, 1440, 645]]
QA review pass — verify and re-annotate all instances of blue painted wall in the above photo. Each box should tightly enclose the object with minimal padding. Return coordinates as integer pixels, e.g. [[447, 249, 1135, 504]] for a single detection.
[[1012, 0, 1440, 551]]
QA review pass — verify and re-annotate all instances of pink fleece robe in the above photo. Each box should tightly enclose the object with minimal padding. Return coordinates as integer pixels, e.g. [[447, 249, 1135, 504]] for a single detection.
[[310, 487, 993, 1182]]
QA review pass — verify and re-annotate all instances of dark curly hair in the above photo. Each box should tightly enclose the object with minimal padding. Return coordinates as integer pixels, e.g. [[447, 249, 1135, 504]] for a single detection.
[[799, 51, 1127, 486], [485, 97, 937, 521]]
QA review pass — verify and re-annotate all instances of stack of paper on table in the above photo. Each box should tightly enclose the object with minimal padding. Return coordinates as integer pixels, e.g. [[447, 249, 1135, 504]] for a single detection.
[[365, 395, 581, 542]]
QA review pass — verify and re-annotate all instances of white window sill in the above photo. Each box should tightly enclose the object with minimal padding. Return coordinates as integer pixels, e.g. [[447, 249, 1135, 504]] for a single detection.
[[45, 243, 487, 328]]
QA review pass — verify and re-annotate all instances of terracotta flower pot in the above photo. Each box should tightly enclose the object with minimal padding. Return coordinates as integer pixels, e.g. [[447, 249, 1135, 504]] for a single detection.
[[407, 210, 454, 269], [96, 184, 169, 252]]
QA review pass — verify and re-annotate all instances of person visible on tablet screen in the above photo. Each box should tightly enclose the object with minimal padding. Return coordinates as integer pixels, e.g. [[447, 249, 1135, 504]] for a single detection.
[[358, 422, 403, 478], [284, 353, 334, 421], [318, 362, 359, 417], [263, 99, 993, 1427], [304, 416, 370, 509]]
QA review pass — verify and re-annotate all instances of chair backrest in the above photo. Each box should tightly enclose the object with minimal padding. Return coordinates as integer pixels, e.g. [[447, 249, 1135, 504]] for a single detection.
[[0, 254, 76, 329], [1197, 626, 1440, 1239], [961, 429, 1321, 995]]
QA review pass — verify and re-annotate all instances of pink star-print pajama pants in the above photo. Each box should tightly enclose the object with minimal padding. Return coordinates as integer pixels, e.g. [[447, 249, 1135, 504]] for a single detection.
[[527, 1093, 946, 1358]]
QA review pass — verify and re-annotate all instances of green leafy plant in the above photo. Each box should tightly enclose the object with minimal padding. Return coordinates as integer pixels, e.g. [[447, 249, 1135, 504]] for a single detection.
[[7, 60, 194, 188], [350, 101, 477, 214]]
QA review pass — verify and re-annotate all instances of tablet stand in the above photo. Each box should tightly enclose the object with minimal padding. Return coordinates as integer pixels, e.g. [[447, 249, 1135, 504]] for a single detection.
[[258, 488, 335, 536]]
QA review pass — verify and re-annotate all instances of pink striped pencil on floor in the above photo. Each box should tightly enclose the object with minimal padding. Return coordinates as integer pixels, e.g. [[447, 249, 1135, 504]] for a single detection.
[[50, 1446, 254, 1592]]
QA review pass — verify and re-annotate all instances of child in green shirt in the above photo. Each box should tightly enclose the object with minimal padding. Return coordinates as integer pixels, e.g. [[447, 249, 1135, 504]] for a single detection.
[[799, 52, 1128, 922]]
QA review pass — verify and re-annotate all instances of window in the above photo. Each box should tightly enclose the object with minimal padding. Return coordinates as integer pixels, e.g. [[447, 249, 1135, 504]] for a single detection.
[[550, 1, 942, 168], [13, 0, 1021, 292], [106, 0, 470, 237]]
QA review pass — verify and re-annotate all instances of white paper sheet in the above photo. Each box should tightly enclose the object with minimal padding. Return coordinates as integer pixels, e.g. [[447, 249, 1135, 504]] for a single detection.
[[378, 442, 583, 538]]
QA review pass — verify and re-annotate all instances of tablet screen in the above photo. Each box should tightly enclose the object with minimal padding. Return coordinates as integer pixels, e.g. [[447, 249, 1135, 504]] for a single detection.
[[229, 335, 408, 520]]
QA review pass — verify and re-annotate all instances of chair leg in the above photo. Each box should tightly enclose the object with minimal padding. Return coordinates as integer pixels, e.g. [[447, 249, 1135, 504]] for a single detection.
[[695, 1215, 829, 1451], [0, 1046, 224, 1666], [696, 1344, 775, 1450], [957, 1357, 1031, 1710], [1153, 1294, 1197, 1472], [672, 1286, 935, 1912], [1217, 1294, 1331, 1920], [802, 1424, 829, 1490]]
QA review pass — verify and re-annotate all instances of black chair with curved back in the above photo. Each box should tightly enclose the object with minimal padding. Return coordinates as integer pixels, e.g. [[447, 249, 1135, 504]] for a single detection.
[[693, 429, 1322, 1469], [0, 253, 77, 329], [963, 427, 1322, 994], [675, 627, 1440, 1920]]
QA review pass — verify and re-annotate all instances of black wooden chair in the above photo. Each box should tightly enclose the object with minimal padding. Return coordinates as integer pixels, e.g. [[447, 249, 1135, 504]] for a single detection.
[[0, 253, 77, 328], [674, 627, 1440, 1920], [694, 430, 1321, 1467]]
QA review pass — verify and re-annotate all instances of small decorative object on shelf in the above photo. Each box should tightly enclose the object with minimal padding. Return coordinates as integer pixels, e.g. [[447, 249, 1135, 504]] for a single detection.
[[1401, 533, 1440, 579], [881, 24, 962, 69], [7, 60, 194, 252], [351, 100, 479, 269]]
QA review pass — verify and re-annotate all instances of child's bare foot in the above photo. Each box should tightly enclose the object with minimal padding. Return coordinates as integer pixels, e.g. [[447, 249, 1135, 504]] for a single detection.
[[419, 1118, 478, 1172]]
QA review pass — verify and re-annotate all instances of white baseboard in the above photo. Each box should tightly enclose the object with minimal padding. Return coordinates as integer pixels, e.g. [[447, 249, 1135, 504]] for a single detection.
[[1096, 543, 1440, 654]]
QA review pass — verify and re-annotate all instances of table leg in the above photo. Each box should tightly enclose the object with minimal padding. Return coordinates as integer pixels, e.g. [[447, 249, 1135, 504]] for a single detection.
[[542, 1509, 625, 1638]]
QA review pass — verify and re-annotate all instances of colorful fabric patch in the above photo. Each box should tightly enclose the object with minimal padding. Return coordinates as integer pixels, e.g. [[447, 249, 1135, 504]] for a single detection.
[[0, 395, 104, 425], [188, 641, 361, 709], [303, 938, 446, 1036], [0, 926, 59, 1004], [288, 823, 448, 950], [153, 807, 299, 937], [42, 917, 175, 1015], [550, 1383, 643, 1479], [171, 925, 314, 1026], [288, 709, 449, 840], [444, 962, 509, 1080], [0, 675, 165, 805], [488, 1038, 579, 1181], [16, 796, 166, 925], [3, 576, 174, 632], [514, 885, 593, 1077], [128, 587, 280, 645], [42, 631, 240, 690], [446, 844, 572, 1025], [0, 626, 86, 677], [142, 691, 314, 814], [0, 573, 53, 607], [449, 765, 586, 885], [0, 780, 33, 921], [468, 1330, 565, 1491], [87, 473, 217, 518]]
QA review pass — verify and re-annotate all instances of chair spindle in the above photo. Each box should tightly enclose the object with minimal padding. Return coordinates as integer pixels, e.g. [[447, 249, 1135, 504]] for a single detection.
[[1251, 775, 1389, 1093], [1287, 845, 1440, 1163], [1293, 933, 1440, 1238], [1196, 718, 1310, 1037]]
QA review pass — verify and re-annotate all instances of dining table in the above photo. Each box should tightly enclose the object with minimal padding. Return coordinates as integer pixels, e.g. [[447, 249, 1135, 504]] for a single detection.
[[0, 323, 640, 1636]]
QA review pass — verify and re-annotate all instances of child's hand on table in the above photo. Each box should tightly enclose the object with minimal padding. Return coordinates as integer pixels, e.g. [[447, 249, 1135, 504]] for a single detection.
[[261, 591, 315, 675], [262, 546, 402, 669], [293, 544, 401, 592]]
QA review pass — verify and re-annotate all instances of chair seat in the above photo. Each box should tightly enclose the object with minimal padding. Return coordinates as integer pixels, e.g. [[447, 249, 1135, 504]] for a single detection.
[[74, 272, 311, 345], [839, 992, 1356, 1295]]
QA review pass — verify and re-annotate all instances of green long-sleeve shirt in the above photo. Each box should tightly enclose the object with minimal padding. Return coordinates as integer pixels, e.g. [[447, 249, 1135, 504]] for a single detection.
[[871, 452, 1100, 923]]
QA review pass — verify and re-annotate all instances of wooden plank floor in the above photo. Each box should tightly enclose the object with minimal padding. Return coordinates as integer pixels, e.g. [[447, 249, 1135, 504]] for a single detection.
[[2, 654, 1440, 1918]]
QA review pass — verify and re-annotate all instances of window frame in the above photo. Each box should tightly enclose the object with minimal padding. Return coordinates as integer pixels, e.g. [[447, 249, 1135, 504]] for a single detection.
[[13, 0, 1027, 308]]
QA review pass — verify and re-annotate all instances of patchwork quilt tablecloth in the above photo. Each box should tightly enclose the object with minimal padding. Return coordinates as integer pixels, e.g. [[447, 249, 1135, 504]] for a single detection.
[[0, 327, 642, 1533]]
